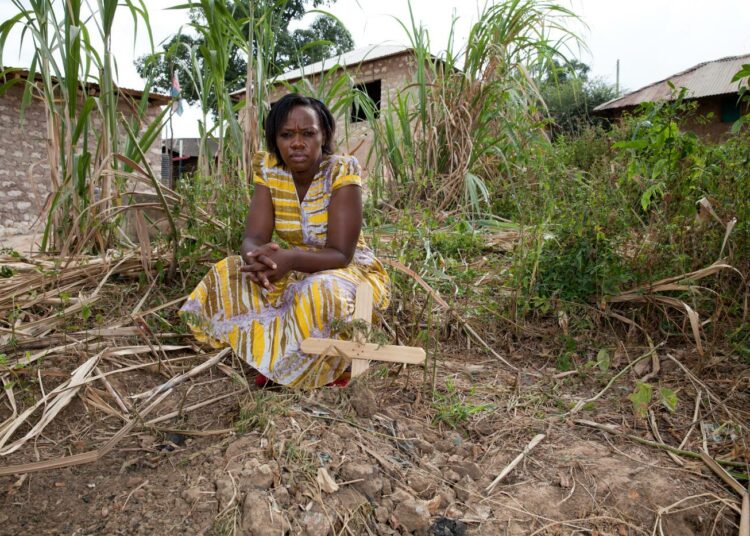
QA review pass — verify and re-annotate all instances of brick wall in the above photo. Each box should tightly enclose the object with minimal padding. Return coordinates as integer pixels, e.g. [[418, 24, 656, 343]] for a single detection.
[[683, 97, 749, 143], [0, 84, 164, 237], [269, 51, 418, 177], [602, 95, 749, 144]]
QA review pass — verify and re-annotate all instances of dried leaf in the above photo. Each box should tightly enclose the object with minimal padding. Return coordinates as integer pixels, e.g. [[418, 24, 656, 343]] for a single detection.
[[719, 217, 737, 259], [133, 209, 152, 279], [316, 467, 339, 494], [0, 352, 102, 455]]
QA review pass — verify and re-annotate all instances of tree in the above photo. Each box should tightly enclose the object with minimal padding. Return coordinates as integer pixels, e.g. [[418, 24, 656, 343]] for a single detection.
[[538, 59, 619, 135], [135, 0, 353, 106]]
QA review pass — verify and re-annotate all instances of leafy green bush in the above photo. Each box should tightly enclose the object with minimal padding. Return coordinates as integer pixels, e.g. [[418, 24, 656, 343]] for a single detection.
[[533, 223, 633, 302]]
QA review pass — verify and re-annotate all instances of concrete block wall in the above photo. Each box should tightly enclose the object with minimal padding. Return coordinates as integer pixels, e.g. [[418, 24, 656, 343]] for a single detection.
[[0, 84, 164, 237], [0, 85, 50, 237]]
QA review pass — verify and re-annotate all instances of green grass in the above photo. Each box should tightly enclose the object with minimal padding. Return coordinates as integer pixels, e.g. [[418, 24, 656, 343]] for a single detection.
[[432, 379, 494, 430]]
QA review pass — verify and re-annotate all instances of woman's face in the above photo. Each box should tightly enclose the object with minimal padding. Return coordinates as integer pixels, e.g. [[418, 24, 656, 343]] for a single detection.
[[276, 105, 325, 179]]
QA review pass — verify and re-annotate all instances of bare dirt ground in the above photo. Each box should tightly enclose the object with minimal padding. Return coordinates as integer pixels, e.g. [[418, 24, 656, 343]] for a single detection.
[[1, 339, 746, 536]]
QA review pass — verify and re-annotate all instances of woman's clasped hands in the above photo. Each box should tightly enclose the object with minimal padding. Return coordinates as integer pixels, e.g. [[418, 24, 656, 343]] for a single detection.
[[240, 242, 295, 291]]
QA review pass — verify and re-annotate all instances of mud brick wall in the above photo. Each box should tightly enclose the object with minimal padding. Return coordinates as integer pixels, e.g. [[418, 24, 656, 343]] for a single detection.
[[0, 84, 164, 237]]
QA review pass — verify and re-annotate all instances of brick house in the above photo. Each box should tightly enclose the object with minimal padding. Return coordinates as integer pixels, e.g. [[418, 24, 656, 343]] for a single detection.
[[234, 44, 419, 175], [0, 70, 169, 237], [594, 53, 750, 141]]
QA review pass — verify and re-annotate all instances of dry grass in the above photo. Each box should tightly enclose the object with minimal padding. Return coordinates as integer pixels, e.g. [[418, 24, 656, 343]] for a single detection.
[[0, 246, 747, 534]]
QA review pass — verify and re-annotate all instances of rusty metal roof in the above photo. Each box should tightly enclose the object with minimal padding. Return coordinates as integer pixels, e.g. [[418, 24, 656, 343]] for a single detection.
[[1, 67, 171, 105], [594, 53, 750, 112]]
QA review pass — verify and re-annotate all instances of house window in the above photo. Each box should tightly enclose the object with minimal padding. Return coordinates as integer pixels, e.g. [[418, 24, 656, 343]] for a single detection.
[[351, 80, 381, 123], [720, 95, 741, 123]]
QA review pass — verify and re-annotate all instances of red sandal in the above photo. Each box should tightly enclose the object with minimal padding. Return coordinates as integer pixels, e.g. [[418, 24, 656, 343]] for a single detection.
[[326, 371, 351, 388], [255, 372, 274, 388]]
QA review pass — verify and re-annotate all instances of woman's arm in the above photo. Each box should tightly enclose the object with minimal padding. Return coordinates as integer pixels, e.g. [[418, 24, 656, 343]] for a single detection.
[[240, 183, 274, 261], [239, 184, 279, 289], [293, 183, 362, 272], [249, 184, 362, 282]]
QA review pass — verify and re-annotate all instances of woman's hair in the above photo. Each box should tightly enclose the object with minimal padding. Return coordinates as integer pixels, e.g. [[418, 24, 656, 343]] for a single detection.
[[265, 93, 336, 163]]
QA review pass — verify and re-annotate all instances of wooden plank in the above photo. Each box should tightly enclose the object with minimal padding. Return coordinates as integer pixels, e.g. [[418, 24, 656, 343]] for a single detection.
[[351, 283, 374, 377], [300, 338, 425, 365]]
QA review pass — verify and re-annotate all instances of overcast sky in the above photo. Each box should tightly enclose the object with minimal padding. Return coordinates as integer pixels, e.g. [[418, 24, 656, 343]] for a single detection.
[[1, 0, 749, 136]]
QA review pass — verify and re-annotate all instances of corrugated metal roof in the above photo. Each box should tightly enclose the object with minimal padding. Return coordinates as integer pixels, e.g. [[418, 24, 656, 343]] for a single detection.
[[163, 138, 219, 158], [594, 53, 750, 112], [275, 44, 411, 82], [230, 44, 412, 96], [1, 67, 172, 104]]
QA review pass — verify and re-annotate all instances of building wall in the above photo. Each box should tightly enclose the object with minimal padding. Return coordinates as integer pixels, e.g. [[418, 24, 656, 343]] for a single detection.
[[683, 96, 749, 143], [0, 84, 163, 237], [269, 51, 418, 177], [601, 95, 748, 144]]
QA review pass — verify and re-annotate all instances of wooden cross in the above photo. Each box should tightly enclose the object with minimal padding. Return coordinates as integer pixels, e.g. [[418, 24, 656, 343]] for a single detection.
[[300, 283, 426, 378]]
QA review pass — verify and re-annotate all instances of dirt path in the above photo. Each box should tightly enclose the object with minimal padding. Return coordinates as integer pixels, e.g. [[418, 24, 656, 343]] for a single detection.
[[0, 346, 744, 535]]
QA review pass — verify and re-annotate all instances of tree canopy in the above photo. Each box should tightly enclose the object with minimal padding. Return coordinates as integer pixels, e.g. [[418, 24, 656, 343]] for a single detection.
[[135, 0, 353, 106], [538, 59, 619, 135]]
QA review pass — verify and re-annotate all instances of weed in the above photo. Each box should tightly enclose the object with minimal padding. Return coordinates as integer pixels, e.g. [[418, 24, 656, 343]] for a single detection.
[[209, 506, 240, 536], [432, 379, 494, 430], [234, 391, 286, 434], [279, 440, 317, 484]]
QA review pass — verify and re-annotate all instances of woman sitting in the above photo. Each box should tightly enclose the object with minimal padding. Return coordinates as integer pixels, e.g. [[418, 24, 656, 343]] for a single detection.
[[180, 93, 390, 389]]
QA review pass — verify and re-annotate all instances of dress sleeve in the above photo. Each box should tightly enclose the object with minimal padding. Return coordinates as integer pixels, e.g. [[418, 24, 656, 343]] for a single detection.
[[331, 155, 362, 191], [251, 151, 269, 187]]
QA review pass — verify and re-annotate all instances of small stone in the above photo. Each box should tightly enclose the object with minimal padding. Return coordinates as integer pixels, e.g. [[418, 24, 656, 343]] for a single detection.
[[430, 517, 467, 536], [444, 469, 461, 483], [439, 487, 456, 508], [241, 491, 287, 536], [301, 511, 328, 536], [435, 440, 454, 453], [274, 486, 291, 507], [374, 506, 390, 524], [454, 462, 482, 482], [339, 463, 383, 498], [349, 386, 377, 418], [225, 436, 257, 462], [412, 438, 434, 455], [226, 460, 243, 474], [215, 477, 235, 511], [407, 471, 434, 498], [334, 487, 368, 511], [392, 489, 431, 533], [240, 462, 275, 491], [101, 507, 109, 518], [454, 475, 476, 503]]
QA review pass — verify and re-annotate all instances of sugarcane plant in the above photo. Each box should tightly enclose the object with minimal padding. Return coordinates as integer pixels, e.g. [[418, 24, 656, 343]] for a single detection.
[[0, 0, 168, 254], [363, 0, 582, 217]]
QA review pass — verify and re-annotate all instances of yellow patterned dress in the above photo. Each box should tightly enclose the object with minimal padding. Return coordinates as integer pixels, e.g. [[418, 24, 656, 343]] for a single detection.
[[179, 152, 390, 388]]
